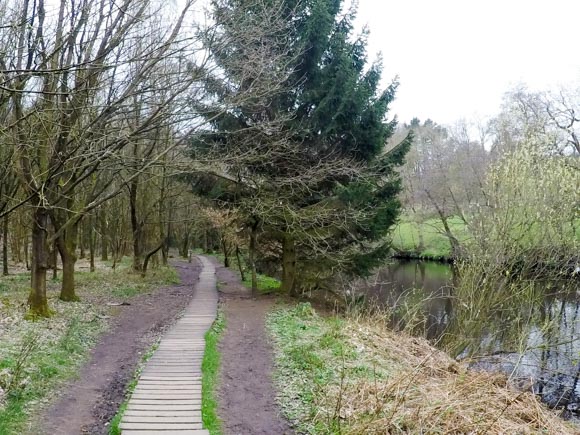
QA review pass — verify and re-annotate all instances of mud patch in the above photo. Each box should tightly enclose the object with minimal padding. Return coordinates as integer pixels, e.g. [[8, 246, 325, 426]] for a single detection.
[[209, 256, 293, 435]]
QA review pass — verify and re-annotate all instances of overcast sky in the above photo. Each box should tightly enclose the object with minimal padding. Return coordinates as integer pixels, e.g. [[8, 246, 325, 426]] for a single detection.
[[354, 0, 580, 125]]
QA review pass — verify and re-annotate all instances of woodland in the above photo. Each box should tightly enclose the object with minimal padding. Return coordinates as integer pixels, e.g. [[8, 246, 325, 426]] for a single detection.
[[0, 0, 579, 432]]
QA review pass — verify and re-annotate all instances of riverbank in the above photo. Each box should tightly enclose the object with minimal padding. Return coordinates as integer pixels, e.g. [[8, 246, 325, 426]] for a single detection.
[[0, 258, 181, 434], [391, 216, 468, 261], [267, 303, 577, 434]]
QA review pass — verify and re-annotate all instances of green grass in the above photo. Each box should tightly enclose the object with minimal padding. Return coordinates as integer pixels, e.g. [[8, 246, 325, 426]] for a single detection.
[[0, 314, 105, 435], [391, 215, 470, 260], [242, 273, 281, 294], [0, 260, 180, 434], [267, 303, 361, 434], [202, 310, 225, 434]]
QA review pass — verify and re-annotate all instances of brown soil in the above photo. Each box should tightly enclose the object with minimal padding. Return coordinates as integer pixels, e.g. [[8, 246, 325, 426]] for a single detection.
[[35, 260, 201, 435], [209, 257, 293, 435]]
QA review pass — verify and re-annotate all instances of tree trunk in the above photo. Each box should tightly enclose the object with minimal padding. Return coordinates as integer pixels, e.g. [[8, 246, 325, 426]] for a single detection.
[[180, 233, 189, 258], [249, 226, 258, 294], [161, 210, 170, 267], [235, 245, 245, 282], [142, 241, 165, 277], [11, 227, 19, 262], [51, 240, 58, 280], [129, 181, 143, 272], [28, 207, 50, 317], [59, 250, 78, 301], [221, 238, 230, 267], [79, 224, 85, 259], [89, 221, 95, 273], [425, 190, 461, 259], [56, 221, 80, 302], [100, 209, 108, 261], [438, 213, 461, 259], [24, 232, 30, 270], [2, 214, 8, 276], [280, 235, 297, 296]]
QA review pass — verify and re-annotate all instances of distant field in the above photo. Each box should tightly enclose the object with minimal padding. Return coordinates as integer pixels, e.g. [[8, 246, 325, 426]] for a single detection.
[[391, 216, 470, 260]]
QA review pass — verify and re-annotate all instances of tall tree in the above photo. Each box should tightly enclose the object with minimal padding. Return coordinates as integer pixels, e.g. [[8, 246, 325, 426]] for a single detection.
[[192, 0, 410, 293], [0, 0, 200, 315]]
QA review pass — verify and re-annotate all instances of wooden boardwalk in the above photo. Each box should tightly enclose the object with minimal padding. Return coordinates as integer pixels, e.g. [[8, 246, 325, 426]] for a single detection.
[[120, 257, 218, 435]]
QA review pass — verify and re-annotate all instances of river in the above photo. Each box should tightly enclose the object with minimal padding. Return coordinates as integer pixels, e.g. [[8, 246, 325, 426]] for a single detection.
[[362, 260, 580, 413]]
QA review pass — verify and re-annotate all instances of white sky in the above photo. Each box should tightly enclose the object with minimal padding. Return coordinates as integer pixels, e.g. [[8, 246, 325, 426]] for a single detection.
[[355, 0, 580, 125]]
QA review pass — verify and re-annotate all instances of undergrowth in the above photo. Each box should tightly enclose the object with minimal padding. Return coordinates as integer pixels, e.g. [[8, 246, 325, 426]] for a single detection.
[[267, 303, 577, 434], [242, 273, 281, 294], [0, 260, 179, 434]]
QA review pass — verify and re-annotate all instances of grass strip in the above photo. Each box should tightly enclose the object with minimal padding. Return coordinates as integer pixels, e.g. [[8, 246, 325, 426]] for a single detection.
[[202, 309, 225, 434]]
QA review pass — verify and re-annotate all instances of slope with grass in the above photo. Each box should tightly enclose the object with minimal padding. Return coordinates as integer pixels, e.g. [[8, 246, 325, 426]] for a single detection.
[[391, 216, 470, 261], [267, 303, 576, 434]]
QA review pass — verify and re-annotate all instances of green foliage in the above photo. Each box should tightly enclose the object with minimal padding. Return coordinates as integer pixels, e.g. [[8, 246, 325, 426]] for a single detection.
[[202, 310, 225, 434], [0, 314, 104, 434], [461, 141, 579, 284], [192, 0, 410, 288]]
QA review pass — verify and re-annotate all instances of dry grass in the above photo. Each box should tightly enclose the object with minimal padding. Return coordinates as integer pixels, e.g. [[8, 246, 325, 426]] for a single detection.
[[343, 319, 575, 434], [268, 304, 577, 435]]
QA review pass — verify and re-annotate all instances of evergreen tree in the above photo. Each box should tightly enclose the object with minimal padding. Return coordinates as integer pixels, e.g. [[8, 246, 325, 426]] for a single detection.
[[192, 0, 411, 293]]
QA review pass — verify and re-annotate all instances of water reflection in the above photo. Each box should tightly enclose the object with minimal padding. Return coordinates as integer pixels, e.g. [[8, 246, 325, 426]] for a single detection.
[[364, 260, 454, 339], [363, 260, 580, 412]]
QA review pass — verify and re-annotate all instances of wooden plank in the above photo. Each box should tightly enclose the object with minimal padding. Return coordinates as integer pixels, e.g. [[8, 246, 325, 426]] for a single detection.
[[120, 423, 203, 430], [126, 404, 201, 411], [130, 394, 198, 400], [139, 376, 201, 381], [134, 385, 201, 391], [132, 390, 202, 396], [137, 382, 201, 385], [124, 410, 201, 417], [121, 257, 216, 434], [122, 430, 209, 435], [122, 416, 199, 423], [127, 401, 201, 407]]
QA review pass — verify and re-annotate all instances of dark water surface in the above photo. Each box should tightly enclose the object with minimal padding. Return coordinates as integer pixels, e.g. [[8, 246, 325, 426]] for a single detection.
[[363, 260, 580, 412]]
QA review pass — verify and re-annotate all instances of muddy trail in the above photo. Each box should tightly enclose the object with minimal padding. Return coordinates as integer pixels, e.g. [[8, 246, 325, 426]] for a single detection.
[[36, 260, 201, 435], [209, 257, 293, 435]]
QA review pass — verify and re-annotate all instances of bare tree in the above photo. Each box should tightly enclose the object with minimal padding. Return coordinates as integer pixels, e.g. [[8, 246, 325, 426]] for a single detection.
[[0, 0, 205, 315]]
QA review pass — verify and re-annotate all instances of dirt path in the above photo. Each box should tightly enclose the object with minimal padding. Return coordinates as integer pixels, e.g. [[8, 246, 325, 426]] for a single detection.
[[209, 257, 293, 435], [36, 260, 201, 435]]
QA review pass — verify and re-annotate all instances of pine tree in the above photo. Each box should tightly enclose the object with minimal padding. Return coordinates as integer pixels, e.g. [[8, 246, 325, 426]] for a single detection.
[[192, 0, 411, 293]]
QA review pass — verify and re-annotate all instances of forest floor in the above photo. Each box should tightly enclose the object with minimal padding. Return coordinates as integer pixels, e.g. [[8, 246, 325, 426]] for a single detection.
[[37, 260, 201, 435], [208, 256, 293, 434], [0, 257, 198, 435]]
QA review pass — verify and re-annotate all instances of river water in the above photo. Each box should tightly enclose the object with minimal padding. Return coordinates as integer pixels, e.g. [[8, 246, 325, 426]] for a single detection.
[[362, 260, 580, 412]]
